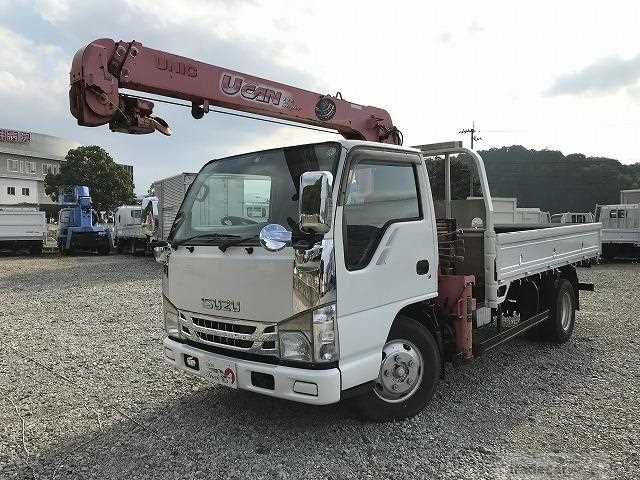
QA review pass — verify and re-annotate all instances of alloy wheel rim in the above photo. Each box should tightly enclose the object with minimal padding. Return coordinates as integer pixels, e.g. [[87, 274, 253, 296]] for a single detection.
[[373, 339, 424, 403]]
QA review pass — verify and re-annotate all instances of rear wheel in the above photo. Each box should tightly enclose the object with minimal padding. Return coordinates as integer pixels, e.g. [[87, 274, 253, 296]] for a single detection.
[[541, 279, 575, 343], [601, 244, 617, 261], [355, 316, 440, 421], [30, 243, 43, 255]]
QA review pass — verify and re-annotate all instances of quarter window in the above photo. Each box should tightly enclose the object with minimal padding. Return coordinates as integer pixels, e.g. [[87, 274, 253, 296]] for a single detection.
[[7, 186, 15, 195], [343, 161, 420, 270], [21, 187, 29, 196]]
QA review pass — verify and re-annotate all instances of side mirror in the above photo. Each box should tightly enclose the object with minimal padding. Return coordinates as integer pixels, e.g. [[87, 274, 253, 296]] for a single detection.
[[153, 241, 171, 263], [259, 224, 292, 252], [299, 171, 333, 234]]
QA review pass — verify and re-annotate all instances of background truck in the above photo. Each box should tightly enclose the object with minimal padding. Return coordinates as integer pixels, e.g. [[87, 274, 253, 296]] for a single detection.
[[151, 174, 196, 242], [515, 207, 550, 224], [466, 197, 550, 225], [551, 212, 595, 224], [596, 203, 640, 260], [69, 37, 601, 420], [620, 189, 640, 205], [57, 186, 112, 255], [114, 204, 143, 253], [0, 207, 46, 254], [114, 197, 159, 254]]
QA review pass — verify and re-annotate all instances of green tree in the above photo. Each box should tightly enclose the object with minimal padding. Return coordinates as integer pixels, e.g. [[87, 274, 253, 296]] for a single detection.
[[425, 155, 479, 200], [44, 146, 135, 212]]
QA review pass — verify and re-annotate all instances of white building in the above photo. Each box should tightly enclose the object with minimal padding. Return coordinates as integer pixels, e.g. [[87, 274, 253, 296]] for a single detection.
[[0, 129, 79, 208], [0, 128, 134, 216]]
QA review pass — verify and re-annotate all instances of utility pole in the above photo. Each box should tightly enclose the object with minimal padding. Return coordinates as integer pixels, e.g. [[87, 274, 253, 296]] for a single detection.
[[458, 121, 482, 197]]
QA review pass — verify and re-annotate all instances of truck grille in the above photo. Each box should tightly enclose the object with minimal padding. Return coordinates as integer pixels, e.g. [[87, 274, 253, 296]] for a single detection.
[[180, 312, 278, 357]]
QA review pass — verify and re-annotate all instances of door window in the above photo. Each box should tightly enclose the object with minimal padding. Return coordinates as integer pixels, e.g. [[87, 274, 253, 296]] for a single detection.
[[343, 161, 421, 270]]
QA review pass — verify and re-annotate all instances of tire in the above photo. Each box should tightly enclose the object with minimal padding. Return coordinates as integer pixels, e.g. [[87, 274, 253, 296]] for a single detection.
[[116, 240, 123, 254], [601, 244, 616, 262], [541, 278, 576, 343], [30, 244, 43, 255], [99, 241, 111, 255], [355, 316, 440, 421]]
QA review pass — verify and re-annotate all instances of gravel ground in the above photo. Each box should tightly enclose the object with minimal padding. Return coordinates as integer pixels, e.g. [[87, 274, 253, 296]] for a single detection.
[[0, 254, 638, 479]]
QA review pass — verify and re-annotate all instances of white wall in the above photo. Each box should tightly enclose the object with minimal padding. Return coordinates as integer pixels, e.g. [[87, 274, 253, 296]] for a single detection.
[[0, 178, 39, 205]]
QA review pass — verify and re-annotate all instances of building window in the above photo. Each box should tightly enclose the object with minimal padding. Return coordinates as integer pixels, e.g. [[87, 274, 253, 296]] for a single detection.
[[22, 187, 30, 196], [7, 159, 19, 172], [25, 161, 37, 174], [7, 186, 15, 195], [42, 163, 59, 175]]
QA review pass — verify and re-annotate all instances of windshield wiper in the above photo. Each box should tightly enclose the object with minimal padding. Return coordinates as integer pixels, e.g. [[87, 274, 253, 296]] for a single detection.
[[218, 235, 259, 253], [174, 233, 240, 246]]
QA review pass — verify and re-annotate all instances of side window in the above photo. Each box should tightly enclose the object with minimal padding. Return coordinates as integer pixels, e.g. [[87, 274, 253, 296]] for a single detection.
[[618, 209, 626, 219], [609, 210, 617, 219], [343, 161, 420, 271]]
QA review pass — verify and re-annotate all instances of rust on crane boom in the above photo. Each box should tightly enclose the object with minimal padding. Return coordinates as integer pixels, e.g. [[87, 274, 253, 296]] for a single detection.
[[69, 38, 402, 144]]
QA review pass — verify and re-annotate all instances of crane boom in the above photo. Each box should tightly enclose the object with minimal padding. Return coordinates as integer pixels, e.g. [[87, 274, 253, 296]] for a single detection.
[[69, 38, 402, 144]]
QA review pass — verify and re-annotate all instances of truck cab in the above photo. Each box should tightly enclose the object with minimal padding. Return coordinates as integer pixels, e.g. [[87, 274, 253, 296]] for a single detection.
[[157, 140, 600, 420]]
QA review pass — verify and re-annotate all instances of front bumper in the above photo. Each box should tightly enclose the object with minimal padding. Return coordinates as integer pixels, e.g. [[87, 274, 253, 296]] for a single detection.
[[163, 337, 341, 405]]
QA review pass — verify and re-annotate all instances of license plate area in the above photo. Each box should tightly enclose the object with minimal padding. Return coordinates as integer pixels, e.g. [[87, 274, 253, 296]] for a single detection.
[[203, 358, 238, 389]]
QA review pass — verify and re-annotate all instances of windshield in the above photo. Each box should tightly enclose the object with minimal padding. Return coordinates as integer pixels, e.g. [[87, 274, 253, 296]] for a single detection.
[[170, 142, 341, 245]]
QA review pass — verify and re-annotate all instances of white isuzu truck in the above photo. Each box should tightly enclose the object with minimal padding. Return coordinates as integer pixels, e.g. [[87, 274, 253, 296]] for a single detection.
[[153, 141, 600, 419], [69, 38, 601, 420]]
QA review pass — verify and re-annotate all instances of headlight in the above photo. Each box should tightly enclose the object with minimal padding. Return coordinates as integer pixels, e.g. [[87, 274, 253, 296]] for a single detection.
[[278, 303, 338, 363], [313, 304, 338, 362], [280, 332, 312, 362], [163, 296, 180, 337]]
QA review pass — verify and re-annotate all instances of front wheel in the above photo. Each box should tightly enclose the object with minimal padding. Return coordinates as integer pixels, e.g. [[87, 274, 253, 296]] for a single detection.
[[355, 316, 440, 421]]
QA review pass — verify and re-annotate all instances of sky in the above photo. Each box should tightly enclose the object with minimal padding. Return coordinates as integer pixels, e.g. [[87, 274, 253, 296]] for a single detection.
[[1, 0, 640, 194]]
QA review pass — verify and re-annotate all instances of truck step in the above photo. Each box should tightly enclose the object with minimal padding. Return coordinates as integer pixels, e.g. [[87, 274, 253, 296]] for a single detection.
[[472, 310, 549, 356]]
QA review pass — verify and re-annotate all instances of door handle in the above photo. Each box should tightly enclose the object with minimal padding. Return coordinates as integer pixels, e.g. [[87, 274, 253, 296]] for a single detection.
[[416, 259, 430, 275]]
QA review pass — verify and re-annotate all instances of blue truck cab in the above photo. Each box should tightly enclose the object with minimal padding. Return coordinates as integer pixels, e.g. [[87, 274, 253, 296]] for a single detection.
[[57, 186, 112, 255]]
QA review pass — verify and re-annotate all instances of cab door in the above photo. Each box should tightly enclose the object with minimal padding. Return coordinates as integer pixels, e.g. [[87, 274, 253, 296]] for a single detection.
[[333, 147, 438, 389]]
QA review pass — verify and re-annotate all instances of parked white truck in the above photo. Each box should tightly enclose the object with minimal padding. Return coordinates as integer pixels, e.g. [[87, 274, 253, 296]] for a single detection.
[[620, 189, 640, 205], [0, 207, 46, 254], [469, 197, 550, 224], [153, 141, 601, 419], [515, 207, 551, 224], [114, 197, 159, 254], [597, 203, 640, 260], [551, 212, 595, 224]]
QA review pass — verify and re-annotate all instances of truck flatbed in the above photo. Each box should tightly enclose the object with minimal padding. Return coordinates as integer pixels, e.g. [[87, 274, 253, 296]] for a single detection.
[[495, 222, 601, 284]]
